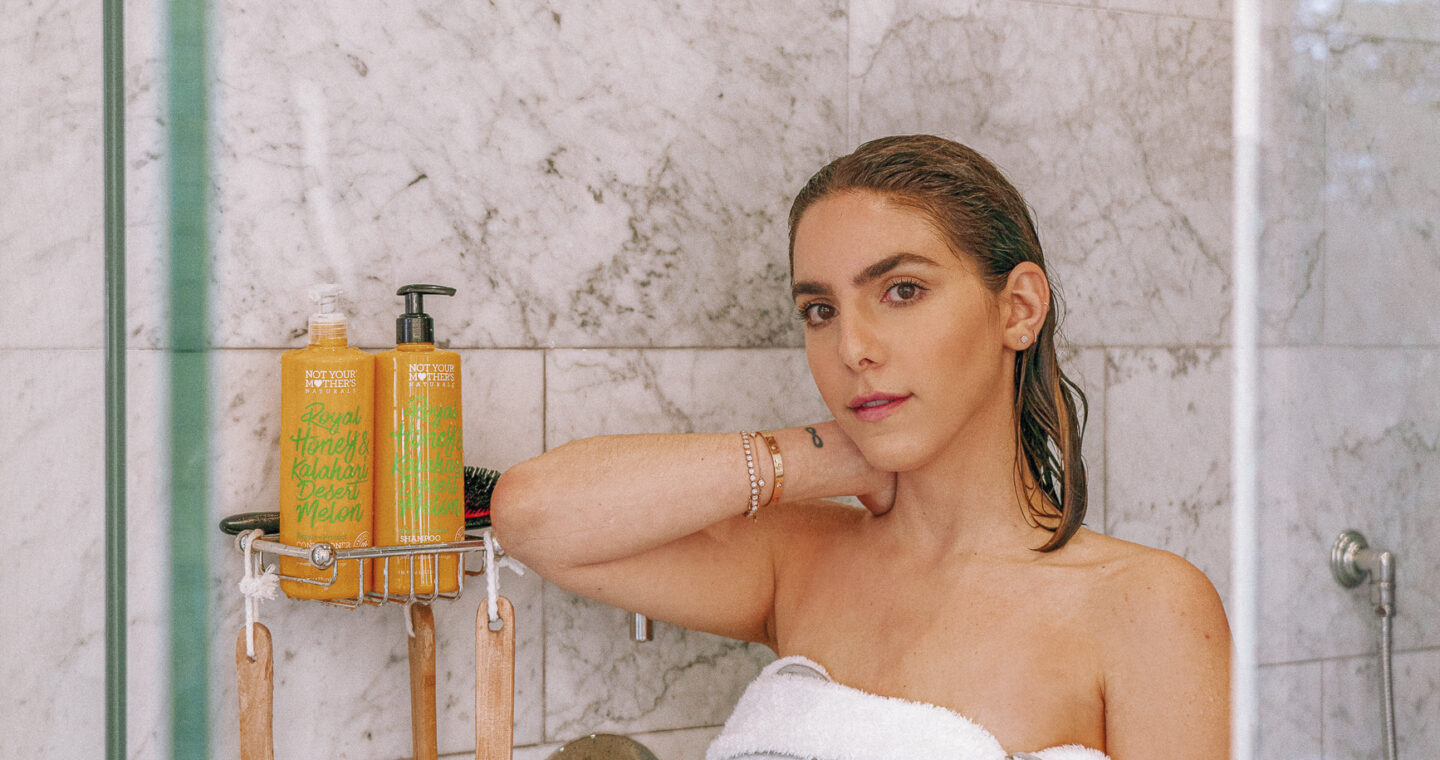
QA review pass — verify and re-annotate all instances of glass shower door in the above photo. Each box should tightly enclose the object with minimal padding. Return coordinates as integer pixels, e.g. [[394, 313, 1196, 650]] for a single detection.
[[1253, 1, 1440, 756]]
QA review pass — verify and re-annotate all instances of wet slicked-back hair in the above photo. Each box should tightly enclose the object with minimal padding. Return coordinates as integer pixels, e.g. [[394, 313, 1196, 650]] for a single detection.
[[788, 135, 1089, 551]]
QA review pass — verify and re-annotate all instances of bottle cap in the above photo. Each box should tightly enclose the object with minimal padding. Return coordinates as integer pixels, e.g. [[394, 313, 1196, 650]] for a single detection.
[[308, 283, 347, 343], [395, 284, 456, 344]]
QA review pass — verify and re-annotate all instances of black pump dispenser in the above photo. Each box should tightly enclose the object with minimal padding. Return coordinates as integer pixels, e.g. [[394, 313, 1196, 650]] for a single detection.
[[395, 284, 456, 344]]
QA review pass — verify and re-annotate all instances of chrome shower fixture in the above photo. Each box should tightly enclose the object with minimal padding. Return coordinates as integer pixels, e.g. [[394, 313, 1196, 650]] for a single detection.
[[632, 612, 653, 642], [1331, 529, 1396, 617]]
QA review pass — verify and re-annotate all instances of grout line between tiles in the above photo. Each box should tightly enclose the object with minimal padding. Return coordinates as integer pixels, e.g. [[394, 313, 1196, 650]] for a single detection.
[[1319, 658, 1327, 760], [1318, 53, 1329, 347], [541, 349, 549, 454], [1260, 643, 1440, 668], [1011, 0, 1230, 25]]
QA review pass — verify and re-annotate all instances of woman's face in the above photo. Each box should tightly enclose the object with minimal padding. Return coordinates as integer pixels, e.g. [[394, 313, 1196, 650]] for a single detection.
[[791, 191, 1014, 472]]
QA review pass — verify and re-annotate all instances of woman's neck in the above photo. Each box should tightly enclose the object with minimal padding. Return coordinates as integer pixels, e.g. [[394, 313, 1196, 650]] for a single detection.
[[879, 416, 1054, 562]]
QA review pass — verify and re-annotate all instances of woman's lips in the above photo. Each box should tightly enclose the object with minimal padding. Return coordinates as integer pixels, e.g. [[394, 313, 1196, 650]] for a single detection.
[[848, 393, 911, 422]]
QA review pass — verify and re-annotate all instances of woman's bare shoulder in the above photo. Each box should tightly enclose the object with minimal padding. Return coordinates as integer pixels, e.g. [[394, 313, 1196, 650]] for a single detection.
[[1079, 531, 1221, 602], [1026, 530, 1222, 665], [1065, 533, 1231, 753]]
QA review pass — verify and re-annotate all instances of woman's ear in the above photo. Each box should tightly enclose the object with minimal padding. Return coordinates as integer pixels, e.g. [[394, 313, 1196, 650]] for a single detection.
[[1002, 262, 1050, 350]]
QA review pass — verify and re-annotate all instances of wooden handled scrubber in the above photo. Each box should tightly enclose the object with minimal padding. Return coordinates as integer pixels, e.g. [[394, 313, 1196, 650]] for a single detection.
[[476, 595, 515, 760], [235, 623, 275, 760], [410, 603, 440, 760]]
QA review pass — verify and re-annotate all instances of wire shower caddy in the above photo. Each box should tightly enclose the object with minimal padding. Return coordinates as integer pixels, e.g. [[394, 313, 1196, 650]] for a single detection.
[[233, 530, 503, 608]]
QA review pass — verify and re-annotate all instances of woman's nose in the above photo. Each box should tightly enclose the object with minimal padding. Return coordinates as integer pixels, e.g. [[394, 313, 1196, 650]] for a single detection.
[[838, 309, 883, 371]]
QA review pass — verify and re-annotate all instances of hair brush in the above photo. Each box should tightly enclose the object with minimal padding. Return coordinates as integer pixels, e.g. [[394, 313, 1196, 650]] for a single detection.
[[218, 466, 503, 534], [463, 465, 501, 529]]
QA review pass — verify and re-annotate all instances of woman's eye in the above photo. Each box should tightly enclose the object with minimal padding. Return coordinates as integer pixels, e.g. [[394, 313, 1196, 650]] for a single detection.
[[884, 281, 925, 303], [798, 302, 835, 326]]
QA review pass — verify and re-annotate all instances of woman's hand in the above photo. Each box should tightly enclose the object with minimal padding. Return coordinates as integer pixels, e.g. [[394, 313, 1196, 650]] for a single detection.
[[787, 420, 895, 516]]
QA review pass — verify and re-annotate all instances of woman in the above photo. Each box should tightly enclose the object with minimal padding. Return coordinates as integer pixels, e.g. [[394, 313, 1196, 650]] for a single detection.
[[491, 135, 1230, 759]]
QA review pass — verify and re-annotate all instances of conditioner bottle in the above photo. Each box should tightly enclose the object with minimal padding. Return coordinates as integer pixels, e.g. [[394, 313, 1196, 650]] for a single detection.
[[278, 285, 375, 600], [373, 284, 465, 595]]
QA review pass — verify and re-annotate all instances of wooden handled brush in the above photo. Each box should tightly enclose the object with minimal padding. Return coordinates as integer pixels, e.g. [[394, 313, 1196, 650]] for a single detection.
[[410, 603, 439, 760], [235, 623, 275, 760], [476, 596, 515, 760]]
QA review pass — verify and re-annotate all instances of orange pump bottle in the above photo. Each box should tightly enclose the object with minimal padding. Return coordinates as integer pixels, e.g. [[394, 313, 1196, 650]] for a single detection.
[[372, 284, 465, 595], [278, 286, 375, 600]]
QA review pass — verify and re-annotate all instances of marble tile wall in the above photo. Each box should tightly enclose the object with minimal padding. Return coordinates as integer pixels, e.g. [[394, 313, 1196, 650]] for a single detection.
[[1324, 650, 1440, 759], [1323, 37, 1440, 347], [196, 0, 848, 353], [1105, 348, 1232, 596], [1258, 661, 1325, 760], [0, 350, 106, 757], [0, 2, 104, 349], [4, 0, 1437, 759]]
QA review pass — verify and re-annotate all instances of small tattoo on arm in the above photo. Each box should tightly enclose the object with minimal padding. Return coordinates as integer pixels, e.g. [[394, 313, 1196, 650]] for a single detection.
[[805, 427, 823, 448]]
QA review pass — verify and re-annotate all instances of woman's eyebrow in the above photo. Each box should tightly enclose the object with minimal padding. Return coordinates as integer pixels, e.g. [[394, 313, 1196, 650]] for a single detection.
[[853, 252, 940, 287], [791, 280, 830, 299], [791, 252, 941, 300]]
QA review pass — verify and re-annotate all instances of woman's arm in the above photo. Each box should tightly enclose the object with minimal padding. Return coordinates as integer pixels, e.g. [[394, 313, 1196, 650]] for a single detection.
[[1101, 551, 1231, 758], [490, 420, 892, 644]]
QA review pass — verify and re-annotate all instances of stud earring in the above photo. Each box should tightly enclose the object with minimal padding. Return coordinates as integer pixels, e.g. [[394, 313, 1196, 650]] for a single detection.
[[1020, 335, 1029, 345]]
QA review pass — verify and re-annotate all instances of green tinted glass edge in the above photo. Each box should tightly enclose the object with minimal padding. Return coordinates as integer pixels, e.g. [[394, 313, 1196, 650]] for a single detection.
[[168, 0, 211, 757], [103, 0, 127, 757]]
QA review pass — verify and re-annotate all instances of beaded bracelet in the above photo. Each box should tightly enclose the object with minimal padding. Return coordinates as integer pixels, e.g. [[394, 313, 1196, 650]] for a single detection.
[[740, 431, 765, 518]]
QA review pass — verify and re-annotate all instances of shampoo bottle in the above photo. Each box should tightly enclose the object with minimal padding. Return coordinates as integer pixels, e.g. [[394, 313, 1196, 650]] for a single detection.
[[278, 285, 375, 600], [373, 284, 464, 595]]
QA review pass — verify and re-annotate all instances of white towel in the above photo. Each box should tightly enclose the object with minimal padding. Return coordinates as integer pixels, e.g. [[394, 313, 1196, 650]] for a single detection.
[[706, 656, 1109, 760]]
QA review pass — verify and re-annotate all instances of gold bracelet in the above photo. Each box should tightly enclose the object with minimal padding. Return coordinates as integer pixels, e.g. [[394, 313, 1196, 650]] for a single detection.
[[756, 430, 784, 511]]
